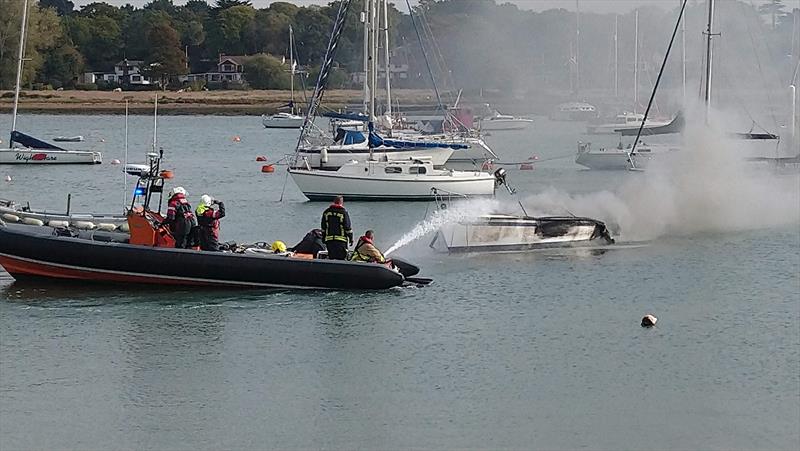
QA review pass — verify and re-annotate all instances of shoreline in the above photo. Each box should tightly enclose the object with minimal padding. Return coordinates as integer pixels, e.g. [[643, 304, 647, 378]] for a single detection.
[[0, 89, 441, 116]]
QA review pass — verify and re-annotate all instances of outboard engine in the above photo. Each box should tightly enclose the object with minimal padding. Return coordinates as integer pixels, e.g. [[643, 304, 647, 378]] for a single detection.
[[493, 167, 516, 194]]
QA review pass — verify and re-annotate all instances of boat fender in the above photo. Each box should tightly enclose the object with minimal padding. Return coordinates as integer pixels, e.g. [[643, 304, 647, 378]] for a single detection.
[[96, 223, 117, 232], [1, 213, 20, 223], [48, 220, 70, 228], [641, 314, 658, 327], [111, 159, 121, 165], [73, 220, 96, 230], [21, 217, 45, 226], [321, 146, 328, 164], [118, 223, 130, 233]]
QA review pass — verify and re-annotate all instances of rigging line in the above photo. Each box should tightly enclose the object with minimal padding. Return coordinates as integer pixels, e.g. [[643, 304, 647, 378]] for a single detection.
[[419, 9, 456, 101], [630, 0, 688, 160], [405, 0, 446, 114], [744, 1, 780, 132], [416, 8, 452, 102]]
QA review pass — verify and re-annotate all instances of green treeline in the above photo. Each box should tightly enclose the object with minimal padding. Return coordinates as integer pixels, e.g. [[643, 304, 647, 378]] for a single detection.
[[0, 0, 796, 96]]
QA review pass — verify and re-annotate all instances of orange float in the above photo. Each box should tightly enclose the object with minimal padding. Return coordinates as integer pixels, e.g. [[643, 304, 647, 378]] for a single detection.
[[261, 165, 275, 173]]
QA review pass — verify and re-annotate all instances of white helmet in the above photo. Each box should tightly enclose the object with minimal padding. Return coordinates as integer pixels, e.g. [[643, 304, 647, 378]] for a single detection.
[[168, 186, 186, 198], [200, 194, 213, 207]]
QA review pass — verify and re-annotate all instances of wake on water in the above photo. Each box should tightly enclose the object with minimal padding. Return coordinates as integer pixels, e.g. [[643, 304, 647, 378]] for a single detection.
[[385, 111, 799, 255]]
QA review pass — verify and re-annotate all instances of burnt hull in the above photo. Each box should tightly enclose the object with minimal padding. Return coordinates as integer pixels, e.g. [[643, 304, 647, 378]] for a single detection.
[[0, 224, 405, 290]]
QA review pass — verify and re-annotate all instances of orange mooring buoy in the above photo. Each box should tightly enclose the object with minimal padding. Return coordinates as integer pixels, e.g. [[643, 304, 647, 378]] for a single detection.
[[233, 136, 241, 142], [160, 169, 174, 179], [261, 164, 275, 173], [256, 156, 267, 162]]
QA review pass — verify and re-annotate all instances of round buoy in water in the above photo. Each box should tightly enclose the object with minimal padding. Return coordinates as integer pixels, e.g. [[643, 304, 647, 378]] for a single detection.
[[160, 169, 174, 179], [2, 213, 20, 222], [21, 217, 45, 226], [4, 175, 11, 182], [641, 314, 658, 327], [233, 136, 241, 142], [100, 138, 105, 142], [256, 156, 267, 162], [48, 220, 70, 228], [261, 164, 275, 173], [111, 159, 121, 165]]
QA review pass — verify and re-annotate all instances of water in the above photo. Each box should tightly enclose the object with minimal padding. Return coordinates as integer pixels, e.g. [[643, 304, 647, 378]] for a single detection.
[[1, 113, 798, 449]]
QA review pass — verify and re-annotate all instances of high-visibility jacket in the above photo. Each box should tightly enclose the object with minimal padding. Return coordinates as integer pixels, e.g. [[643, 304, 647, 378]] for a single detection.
[[348, 236, 385, 263], [195, 201, 225, 251], [321, 204, 352, 243]]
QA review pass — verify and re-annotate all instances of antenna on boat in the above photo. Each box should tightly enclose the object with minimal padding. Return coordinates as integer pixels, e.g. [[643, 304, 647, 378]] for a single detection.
[[152, 94, 159, 153], [123, 100, 129, 212], [628, 0, 688, 169]]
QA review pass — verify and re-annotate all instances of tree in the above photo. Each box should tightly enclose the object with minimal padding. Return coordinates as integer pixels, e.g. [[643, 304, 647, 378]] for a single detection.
[[143, 21, 187, 87], [215, 0, 251, 8], [66, 14, 122, 71], [39, 42, 84, 88], [38, 0, 74, 16], [243, 54, 290, 89], [0, 1, 63, 89]]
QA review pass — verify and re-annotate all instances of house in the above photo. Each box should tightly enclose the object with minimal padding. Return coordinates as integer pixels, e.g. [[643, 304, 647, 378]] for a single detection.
[[350, 63, 410, 85], [95, 60, 153, 85], [180, 54, 247, 84]]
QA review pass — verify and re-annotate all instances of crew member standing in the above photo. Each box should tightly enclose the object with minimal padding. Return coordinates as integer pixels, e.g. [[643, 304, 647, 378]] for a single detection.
[[195, 194, 226, 251], [321, 195, 352, 260], [162, 186, 196, 249]]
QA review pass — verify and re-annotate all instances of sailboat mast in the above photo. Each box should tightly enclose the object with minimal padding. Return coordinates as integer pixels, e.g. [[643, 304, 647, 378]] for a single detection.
[[614, 14, 619, 98], [10, 0, 29, 146], [704, 0, 715, 124], [289, 25, 295, 114], [152, 95, 158, 153], [575, 0, 580, 95], [634, 9, 639, 112], [362, 0, 369, 115], [383, 0, 392, 116], [680, 0, 686, 103], [370, 0, 378, 121]]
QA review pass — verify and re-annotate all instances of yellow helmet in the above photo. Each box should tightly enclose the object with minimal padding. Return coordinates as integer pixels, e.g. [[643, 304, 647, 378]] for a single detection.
[[271, 240, 287, 253]]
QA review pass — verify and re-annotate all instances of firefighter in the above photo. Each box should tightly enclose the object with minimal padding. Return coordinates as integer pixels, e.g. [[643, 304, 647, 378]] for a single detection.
[[348, 230, 385, 263], [195, 194, 226, 251], [162, 186, 196, 249], [320, 195, 352, 260]]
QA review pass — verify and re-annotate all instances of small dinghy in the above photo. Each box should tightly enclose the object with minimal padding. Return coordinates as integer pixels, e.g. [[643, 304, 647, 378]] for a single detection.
[[53, 136, 85, 142]]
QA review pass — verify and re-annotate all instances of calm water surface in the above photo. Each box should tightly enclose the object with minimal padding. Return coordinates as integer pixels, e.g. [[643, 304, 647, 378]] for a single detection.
[[0, 113, 798, 449]]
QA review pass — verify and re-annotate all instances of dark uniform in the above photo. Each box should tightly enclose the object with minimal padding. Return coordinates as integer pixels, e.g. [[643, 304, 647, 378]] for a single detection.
[[321, 203, 352, 260], [290, 229, 326, 257], [163, 193, 196, 248], [195, 201, 226, 251]]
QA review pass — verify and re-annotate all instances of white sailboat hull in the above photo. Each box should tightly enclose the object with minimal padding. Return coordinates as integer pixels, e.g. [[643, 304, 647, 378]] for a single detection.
[[434, 215, 612, 252], [587, 120, 671, 135], [289, 166, 495, 201], [293, 145, 454, 169], [480, 118, 533, 131], [0, 148, 102, 165], [262, 114, 304, 129]]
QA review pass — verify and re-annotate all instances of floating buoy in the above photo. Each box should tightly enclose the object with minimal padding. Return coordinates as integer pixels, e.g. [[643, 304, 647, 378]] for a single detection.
[[2, 213, 20, 222], [160, 169, 174, 179], [47, 220, 70, 228], [100, 138, 105, 143], [261, 164, 275, 173], [73, 221, 96, 230], [4, 175, 11, 182], [111, 159, 121, 165], [233, 136, 241, 142], [520, 163, 534, 170], [528, 155, 538, 160], [21, 217, 45, 226], [256, 156, 267, 162], [641, 314, 658, 327], [118, 223, 130, 233]]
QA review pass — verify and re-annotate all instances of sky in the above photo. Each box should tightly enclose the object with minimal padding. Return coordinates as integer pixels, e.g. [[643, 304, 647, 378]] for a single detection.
[[68, 0, 800, 15]]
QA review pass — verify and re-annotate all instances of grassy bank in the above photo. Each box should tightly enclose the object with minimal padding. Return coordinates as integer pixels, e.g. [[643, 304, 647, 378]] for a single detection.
[[0, 89, 440, 115]]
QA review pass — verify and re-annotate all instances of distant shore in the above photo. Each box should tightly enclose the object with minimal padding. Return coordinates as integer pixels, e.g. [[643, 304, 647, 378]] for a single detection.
[[0, 89, 443, 116]]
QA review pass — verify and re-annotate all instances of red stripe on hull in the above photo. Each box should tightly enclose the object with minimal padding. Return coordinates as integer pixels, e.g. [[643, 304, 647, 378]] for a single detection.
[[0, 255, 217, 286]]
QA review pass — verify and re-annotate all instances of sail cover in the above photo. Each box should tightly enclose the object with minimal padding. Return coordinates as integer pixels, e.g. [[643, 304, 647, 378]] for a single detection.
[[10, 131, 64, 150], [368, 131, 469, 150]]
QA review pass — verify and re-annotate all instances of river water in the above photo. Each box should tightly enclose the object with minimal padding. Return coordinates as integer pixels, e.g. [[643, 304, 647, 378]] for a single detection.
[[0, 113, 798, 449]]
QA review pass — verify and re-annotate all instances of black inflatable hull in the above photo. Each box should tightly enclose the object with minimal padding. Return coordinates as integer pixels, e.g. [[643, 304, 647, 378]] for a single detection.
[[0, 224, 405, 290]]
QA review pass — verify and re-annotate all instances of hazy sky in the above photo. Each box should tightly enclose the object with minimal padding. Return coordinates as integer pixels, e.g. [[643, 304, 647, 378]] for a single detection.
[[69, 0, 800, 15]]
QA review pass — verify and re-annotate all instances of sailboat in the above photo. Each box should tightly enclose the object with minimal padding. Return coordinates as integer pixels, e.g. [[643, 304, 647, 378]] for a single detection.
[[479, 105, 534, 131], [262, 26, 305, 129], [0, 0, 101, 165], [287, 0, 496, 201]]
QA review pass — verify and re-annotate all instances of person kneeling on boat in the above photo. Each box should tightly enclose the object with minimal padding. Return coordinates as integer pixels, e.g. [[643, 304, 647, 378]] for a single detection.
[[289, 228, 326, 258], [195, 194, 226, 251], [321, 195, 353, 260], [348, 230, 385, 263], [162, 186, 197, 249]]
